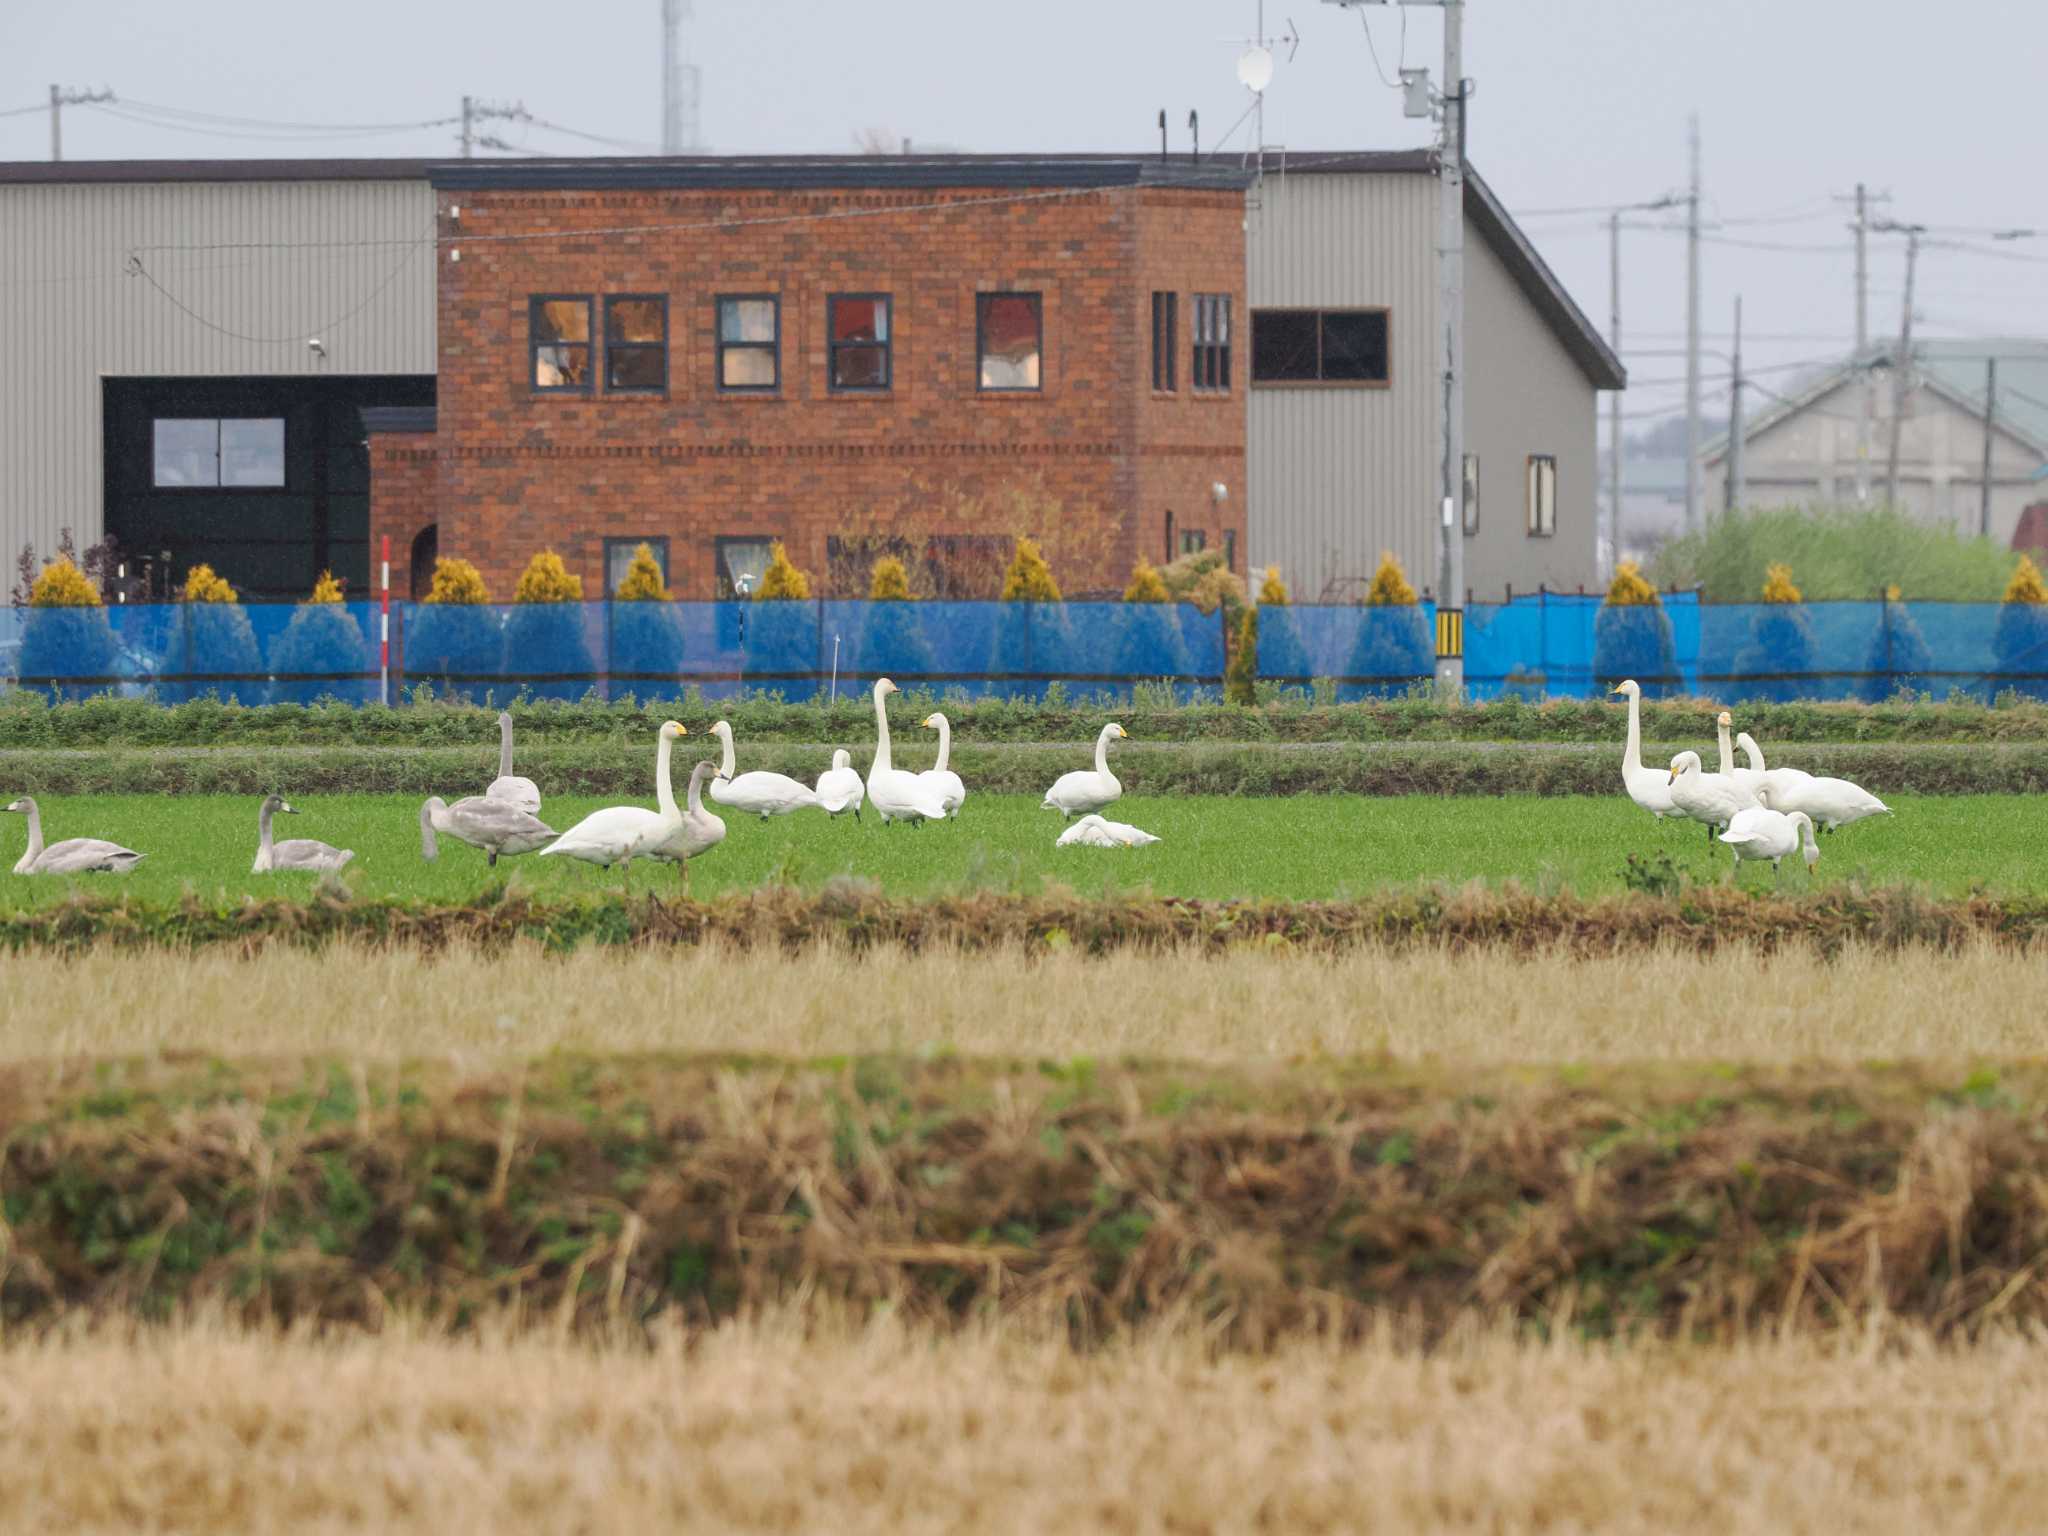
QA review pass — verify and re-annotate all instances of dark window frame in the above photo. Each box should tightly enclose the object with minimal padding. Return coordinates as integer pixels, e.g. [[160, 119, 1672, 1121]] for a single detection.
[[603, 535, 671, 595], [715, 534, 781, 599], [827, 292, 893, 393], [1249, 306, 1393, 388], [975, 290, 1044, 394], [1526, 454, 1558, 538], [603, 295, 669, 395], [1164, 509, 1176, 564], [1223, 530, 1237, 572], [1150, 291, 1178, 392], [715, 293, 782, 394], [529, 294, 595, 395], [1192, 293, 1232, 391], [1179, 529, 1207, 556], [149, 416, 287, 493]]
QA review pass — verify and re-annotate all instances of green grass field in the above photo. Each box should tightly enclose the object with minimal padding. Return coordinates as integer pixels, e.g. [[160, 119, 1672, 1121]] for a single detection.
[[0, 789, 2038, 907]]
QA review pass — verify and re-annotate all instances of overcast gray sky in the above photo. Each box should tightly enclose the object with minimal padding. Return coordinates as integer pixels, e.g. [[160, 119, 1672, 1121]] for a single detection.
[[8, 0, 2045, 426]]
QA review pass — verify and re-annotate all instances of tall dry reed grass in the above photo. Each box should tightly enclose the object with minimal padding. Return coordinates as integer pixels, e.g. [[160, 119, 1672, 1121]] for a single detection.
[[4, 940, 2044, 1062], [0, 1312, 2041, 1534]]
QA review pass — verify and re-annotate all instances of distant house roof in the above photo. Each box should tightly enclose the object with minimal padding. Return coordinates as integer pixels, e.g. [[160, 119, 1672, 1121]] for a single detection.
[[1705, 338, 2048, 465]]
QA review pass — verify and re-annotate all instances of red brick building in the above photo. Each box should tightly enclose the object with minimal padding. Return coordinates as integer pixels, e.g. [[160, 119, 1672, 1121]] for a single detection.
[[369, 156, 1250, 601]]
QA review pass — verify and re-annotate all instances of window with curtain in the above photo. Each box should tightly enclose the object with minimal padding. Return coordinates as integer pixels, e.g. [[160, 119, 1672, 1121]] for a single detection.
[[716, 537, 777, 598], [530, 296, 593, 391], [828, 294, 892, 391], [604, 296, 668, 392], [1526, 455, 1557, 537], [716, 296, 780, 391], [976, 292, 1042, 391], [1192, 294, 1231, 390]]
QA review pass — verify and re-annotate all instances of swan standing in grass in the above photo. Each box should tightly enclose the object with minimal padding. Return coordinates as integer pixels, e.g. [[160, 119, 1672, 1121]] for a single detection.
[[4, 797, 144, 875], [420, 795, 558, 867], [1666, 750, 1752, 842], [1734, 729, 1813, 801], [538, 721, 687, 886], [486, 711, 541, 815], [1762, 770, 1892, 832], [814, 750, 865, 820], [251, 794, 355, 874], [865, 679, 949, 826], [1610, 680, 1675, 820], [1718, 784, 1821, 878], [706, 719, 819, 818], [644, 758, 726, 891], [918, 712, 967, 815], [1042, 722, 1127, 818], [1712, 712, 1762, 809], [1054, 813, 1160, 848]]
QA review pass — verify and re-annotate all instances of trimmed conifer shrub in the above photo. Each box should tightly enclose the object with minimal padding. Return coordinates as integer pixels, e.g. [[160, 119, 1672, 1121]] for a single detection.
[[504, 551, 592, 701], [755, 541, 812, 600], [180, 563, 264, 705], [1114, 560, 1192, 689], [858, 556, 935, 680], [268, 570, 371, 705], [1225, 607, 1258, 705], [607, 543, 685, 697], [406, 558, 503, 701], [990, 538, 1072, 698], [18, 556, 117, 700], [1345, 551, 1432, 700], [1593, 562, 1680, 698], [1253, 565, 1310, 687], [1995, 555, 2048, 701], [741, 543, 815, 695], [1732, 562, 1817, 702], [1857, 586, 1933, 703]]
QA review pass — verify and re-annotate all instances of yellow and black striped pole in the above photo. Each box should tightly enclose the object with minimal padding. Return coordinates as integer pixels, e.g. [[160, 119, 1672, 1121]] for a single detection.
[[1434, 606, 1464, 661]]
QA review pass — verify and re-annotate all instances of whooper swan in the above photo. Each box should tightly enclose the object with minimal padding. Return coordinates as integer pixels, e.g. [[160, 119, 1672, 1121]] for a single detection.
[[814, 750, 866, 820], [251, 794, 355, 873], [1610, 680, 1675, 820], [486, 711, 542, 815], [4, 796, 144, 875], [420, 794, 558, 866], [865, 679, 949, 826], [1042, 722, 1127, 818], [918, 712, 967, 816], [1054, 813, 1160, 848], [707, 719, 820, 818], [1717, 784, 1821, 878]]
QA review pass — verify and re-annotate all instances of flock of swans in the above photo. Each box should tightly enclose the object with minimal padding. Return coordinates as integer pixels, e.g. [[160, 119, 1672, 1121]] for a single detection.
[[1612, 678, 1892, 877]]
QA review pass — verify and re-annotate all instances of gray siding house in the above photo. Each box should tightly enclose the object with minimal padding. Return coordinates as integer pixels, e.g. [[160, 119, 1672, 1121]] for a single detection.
[[1245, 153, 1626, 603]]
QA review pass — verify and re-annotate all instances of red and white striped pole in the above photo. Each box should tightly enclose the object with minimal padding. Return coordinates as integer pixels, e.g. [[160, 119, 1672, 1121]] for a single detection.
[[379, 535, 391, 708]]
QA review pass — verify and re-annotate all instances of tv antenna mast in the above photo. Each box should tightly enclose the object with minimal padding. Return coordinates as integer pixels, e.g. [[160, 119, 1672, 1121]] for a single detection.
[[1227, 4, 1299, 187], [661, 0, 703, 153]]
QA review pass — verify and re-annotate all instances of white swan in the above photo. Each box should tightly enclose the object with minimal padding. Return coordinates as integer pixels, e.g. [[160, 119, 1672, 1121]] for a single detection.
[[538, 721, 686, 886], [1718, 784, 1821, 876], [1713, 712, 1761, 810], [1611, 680, 1675, 820], [647, 758, 727, 891], [1055, 813, 1160, 848], [486, 711, 542, 815], [251, 794, 354, 874], [1042, 722, 1127, 818], [1734, 729, 1813, 801], [918, 712, 967, 815], [1667, 750, 1752, 840], [420, 794, 558, 867], [706, 719, 820, 818], [815, 750, 865, 820], [1762, 771, 1893, 832], [865, 679, 949, 825], [4, 796, 145, 875]]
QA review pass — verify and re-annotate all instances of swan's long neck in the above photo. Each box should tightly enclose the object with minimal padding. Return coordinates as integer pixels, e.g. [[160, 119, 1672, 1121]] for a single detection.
[[1716, 720, 1733, 777], [1094, 726, 1112, 776], [499, 715, 515, 779], [1793, 812, 1819, 863], [933, 716, 951, 772], [715, 726, 737, 780], [687, 760, 711, 815], [655, 731, 679, 819], [1741, 736, 1766, 772], [872, 686, 893, 774], [258, 800, 276, 854], [1623, 692, 1643, 774], [419, 800, 440, 860], [19, 803, 42, 865]]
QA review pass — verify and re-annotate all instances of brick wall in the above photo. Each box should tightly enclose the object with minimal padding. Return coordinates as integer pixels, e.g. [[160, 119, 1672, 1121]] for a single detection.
[[416, 178, 1245, 599], [367, 435, 439, 599]]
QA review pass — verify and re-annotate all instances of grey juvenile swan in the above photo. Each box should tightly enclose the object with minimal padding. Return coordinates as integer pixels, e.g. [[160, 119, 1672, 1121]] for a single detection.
[[252, 794, 355, 874], [420, 794, 558, 867], [5, 796, 145, 875]]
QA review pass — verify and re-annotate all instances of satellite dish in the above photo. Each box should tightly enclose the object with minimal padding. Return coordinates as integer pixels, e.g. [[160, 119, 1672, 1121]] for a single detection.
[[1236, 45, 1274, 93]]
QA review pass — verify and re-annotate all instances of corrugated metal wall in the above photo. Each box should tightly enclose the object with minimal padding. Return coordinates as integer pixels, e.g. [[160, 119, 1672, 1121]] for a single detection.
[[1245, 172, 1439, 603], [0, 178, 435, 565]]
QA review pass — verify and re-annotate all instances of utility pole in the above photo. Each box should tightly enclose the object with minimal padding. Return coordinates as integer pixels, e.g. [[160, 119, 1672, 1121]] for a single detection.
[[1878, 221, 1925, 512], [1607, 193, 1681, 577], [460, 98, 530, 159], [1853, 184, 1871, 502], [1684, 113, 1702, 535], [48, 84, 114, 162], [1981, 356, 1998, 537], [1726, 295, 1745, 513], [460, 95, 474, 158], [660, 0, 702, 153]]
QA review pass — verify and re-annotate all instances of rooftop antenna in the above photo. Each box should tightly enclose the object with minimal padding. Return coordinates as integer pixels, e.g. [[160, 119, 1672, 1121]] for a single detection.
[[1226, 4, 1299, 186], [1189, 109, 1200, 161], [660, 0, 703, 153], [1158, 108, 1168, 163]]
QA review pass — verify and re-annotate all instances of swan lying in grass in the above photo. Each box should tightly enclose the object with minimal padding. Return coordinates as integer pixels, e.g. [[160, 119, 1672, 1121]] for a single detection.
[[251, 794, 354, 874], [487, 711, 541, 815], [1611, 680, 1675, 820], [919, 712, 967, 815], [814, 750, 865, 820], [1718, 784, 1821, 877], [865, 679, 949, 826], [1043, 722, 1127, 818], [707, 719, 819, 818], [4, 796, 144, 875], [420, 794, 558, 866], [1054, 814, 1160, 848], [1667, 750, 1752, 842]]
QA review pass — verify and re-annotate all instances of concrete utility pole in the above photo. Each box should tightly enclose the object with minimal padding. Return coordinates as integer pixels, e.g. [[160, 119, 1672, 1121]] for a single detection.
[[1684, 113, 1702, 535], [48, 84, 114, 162], [460, 98, 531, 159], [1981, 356, 1998, 537], [1608, 193, 1680, 576], [1726, 295, 1745, 513], [1853, 184, 1872, 502], [1878, 221, 1925, 511], [460, 95, 474, 158]]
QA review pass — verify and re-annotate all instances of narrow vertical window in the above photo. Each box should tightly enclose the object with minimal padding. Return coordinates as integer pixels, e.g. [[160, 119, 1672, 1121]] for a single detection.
[[1223, 530, 1237, 572], [530, 297, 593, 392], [828, 294, 892, 391], [604, 296, 668, 392], [976, 292, 1042, 392], [1164, 509, 1175, 563], [1179, 529, 1207, 556], [716, 296, 780, 391], [1151, 291, 1177, 392], [1526, 454, 1557, 537], [1462, 454, 1480, 534], [1193, 294, 1232, 391]]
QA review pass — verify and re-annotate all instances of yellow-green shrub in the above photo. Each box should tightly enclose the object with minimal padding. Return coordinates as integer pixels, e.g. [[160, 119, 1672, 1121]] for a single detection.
[[755, 541, 811, 601], [869, 556, 914, 601], [1761, 563, 1802, 603], [182, 563, 238, 604], [307, 570, 345, 605], [1363, 551, 1417, 607], [613, 543, 670, 602], [514, 550, 583, 603], [1000, 537, 1062, 602], [1258, 566, 1290, 605], [426, 558, 490, 605], [1605, 561, 1660, 606], [1124, 561, 1170, 603], [28, 557, 100, 609]]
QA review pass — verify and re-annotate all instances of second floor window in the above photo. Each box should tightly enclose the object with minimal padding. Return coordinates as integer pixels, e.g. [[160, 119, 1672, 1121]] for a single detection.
[[829, 295, 892, 391], [1526, 454, 1557, 537], [977, 292, 1042, 392], [530, 296, 593, 392], [717, 296, 780, 391], [1251, 308, 1391, 385], [1151, 291, 1177, 391], [1193, 294, 1231, 390], [605, 296, 668, 393]]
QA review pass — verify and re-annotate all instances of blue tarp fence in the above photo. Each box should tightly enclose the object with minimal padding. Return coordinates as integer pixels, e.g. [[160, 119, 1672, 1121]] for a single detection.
[[3, 593, 2044, 704]]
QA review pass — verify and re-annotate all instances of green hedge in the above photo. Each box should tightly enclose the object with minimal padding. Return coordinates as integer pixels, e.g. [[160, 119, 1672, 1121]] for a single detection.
[[4, 688, 2048, 748]]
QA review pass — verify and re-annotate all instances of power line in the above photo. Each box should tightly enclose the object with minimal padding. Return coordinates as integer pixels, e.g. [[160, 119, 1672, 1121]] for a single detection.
[[108, 97, 459, 133], [88, 103, 452, 142], [122, 241, 430, 345]]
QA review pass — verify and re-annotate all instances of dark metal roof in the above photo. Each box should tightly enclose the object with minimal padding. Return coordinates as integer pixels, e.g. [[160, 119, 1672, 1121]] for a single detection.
[[429, 153, 1256, 192], [0, 158, 438, 184], [361, 406, 437, 435]]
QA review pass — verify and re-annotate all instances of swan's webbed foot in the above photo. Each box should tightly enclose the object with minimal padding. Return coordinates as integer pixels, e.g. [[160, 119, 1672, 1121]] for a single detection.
[[488, 851, 498, 868]]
